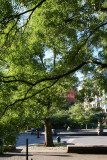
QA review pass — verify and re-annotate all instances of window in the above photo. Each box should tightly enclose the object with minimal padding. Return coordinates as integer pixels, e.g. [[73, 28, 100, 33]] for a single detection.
[[85, 98, 87, 103], [97, 98, 99, 102], [93, 104, 96, 107], [89, 104, 92, 107], [101, 103, 104, 107], [101, 97, 103, 101], [93, 99, 95, 102]]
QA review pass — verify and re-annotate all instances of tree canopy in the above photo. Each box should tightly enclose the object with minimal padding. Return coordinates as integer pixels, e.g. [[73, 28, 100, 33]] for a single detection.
[[0, 0, 107, 147], [0, 0, 107, 113]]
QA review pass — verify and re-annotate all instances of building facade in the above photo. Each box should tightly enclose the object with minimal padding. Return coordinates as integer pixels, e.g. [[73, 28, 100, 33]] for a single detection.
[[84, 90, 107, 113]]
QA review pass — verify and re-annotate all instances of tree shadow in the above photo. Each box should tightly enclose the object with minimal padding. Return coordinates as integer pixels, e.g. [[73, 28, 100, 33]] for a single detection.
[[36, 153, 72, 157], [0, 153, 33, 157], [46, 154, 72, 157], [0, 148, 25, 157]]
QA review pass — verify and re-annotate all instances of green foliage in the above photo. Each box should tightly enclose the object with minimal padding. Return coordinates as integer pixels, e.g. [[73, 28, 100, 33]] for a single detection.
[[4, 135, 16, 146], [50, 110, 70, 129], [89, 107, 106, 125], [69, 104, 86, 127], [0, 0, 107, 146], [69, 103, 106, 128], [0, 115, 18, 150]]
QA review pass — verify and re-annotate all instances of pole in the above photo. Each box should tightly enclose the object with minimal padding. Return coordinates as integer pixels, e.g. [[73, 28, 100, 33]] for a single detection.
[[26, 138, 28, 160]]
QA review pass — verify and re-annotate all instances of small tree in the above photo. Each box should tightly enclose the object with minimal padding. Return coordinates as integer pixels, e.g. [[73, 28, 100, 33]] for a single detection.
[[89, 107, 106, 127], [69, 104, 93, 129]]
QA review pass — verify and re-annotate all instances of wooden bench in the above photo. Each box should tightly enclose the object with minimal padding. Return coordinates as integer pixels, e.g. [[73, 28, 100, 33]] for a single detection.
[[67, 145, 107, 154]]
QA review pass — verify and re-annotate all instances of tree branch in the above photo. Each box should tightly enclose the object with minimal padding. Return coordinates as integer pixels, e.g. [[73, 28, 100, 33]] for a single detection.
[[0, 0, 46, 25], [100, 7, 107, 12], [1, 59, 106, 118], [88, 60, 107, 68], [0, 79, 58, 118], [64, 15, 80, 24], [1, 59, 106, 86], [2, 18, 19, 48], [0, 77, 33, 85], [77, 21, 107, 53], [32, 62, 87, 85], [68, 21, 107, 63]]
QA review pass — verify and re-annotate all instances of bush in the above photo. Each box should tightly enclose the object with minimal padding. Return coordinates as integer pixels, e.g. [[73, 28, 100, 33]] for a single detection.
[[4, 134, 17, 146], [50, 110, 70, 129]]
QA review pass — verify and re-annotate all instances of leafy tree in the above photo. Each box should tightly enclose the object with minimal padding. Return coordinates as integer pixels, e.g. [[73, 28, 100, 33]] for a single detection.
[[50, 110, 70, 129], [69, 104, 88, 128], [69, 104, 106, 129], [0, 0, 107, 147], [89, 107, 106, 127]]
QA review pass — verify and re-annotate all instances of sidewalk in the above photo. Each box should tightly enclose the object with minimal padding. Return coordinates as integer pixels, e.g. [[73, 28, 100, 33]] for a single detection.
[[1, 152, 107, 160]]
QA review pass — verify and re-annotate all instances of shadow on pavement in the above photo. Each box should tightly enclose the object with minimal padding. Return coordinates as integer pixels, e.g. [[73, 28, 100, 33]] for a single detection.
[[35, 153, 73, 157], [45, 154, 72, 157], [0, 153, 33, 157]]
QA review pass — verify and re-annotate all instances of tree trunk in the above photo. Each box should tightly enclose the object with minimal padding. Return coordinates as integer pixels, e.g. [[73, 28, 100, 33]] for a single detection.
[[44, 118, 54, 147]]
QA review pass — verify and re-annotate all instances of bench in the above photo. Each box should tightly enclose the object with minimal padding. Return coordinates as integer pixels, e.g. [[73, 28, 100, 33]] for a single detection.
[[67, 145, 107, 154]]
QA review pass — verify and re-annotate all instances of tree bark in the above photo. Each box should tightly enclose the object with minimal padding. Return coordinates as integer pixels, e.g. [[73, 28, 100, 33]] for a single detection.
[[44, 118, 54, 147]]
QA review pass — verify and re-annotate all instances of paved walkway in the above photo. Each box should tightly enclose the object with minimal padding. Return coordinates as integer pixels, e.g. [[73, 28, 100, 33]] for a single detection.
[[1, 152, 107, 160], [0, 133, 107, 160]]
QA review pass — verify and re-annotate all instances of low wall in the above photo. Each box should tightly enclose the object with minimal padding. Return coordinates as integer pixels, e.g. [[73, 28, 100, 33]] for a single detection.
[[30, 129, 107, 136], [51, 129, 107, 136], [67, 145, 107, 154]]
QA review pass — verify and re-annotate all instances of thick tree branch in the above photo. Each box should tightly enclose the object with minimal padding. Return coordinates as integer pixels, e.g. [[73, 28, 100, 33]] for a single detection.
[[0, 79, 58, 118], [100, 7, 107, 12], [1, 59, 106, 118], [32, 60, 107, 86], [33, 62, 87, 85], [1, 59, 106, 86], [0, 0, 46, 25], [0, 77, 33, 85], [0, 62, 87, 86], [89, 60, 107, 68]]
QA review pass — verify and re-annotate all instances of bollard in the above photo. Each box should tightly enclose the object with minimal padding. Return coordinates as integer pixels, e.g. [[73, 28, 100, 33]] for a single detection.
[[26, 138, 28, 160]]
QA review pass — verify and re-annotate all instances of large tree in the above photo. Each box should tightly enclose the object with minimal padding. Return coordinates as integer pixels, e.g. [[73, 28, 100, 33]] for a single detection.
[[0, 0, 107, 146]]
